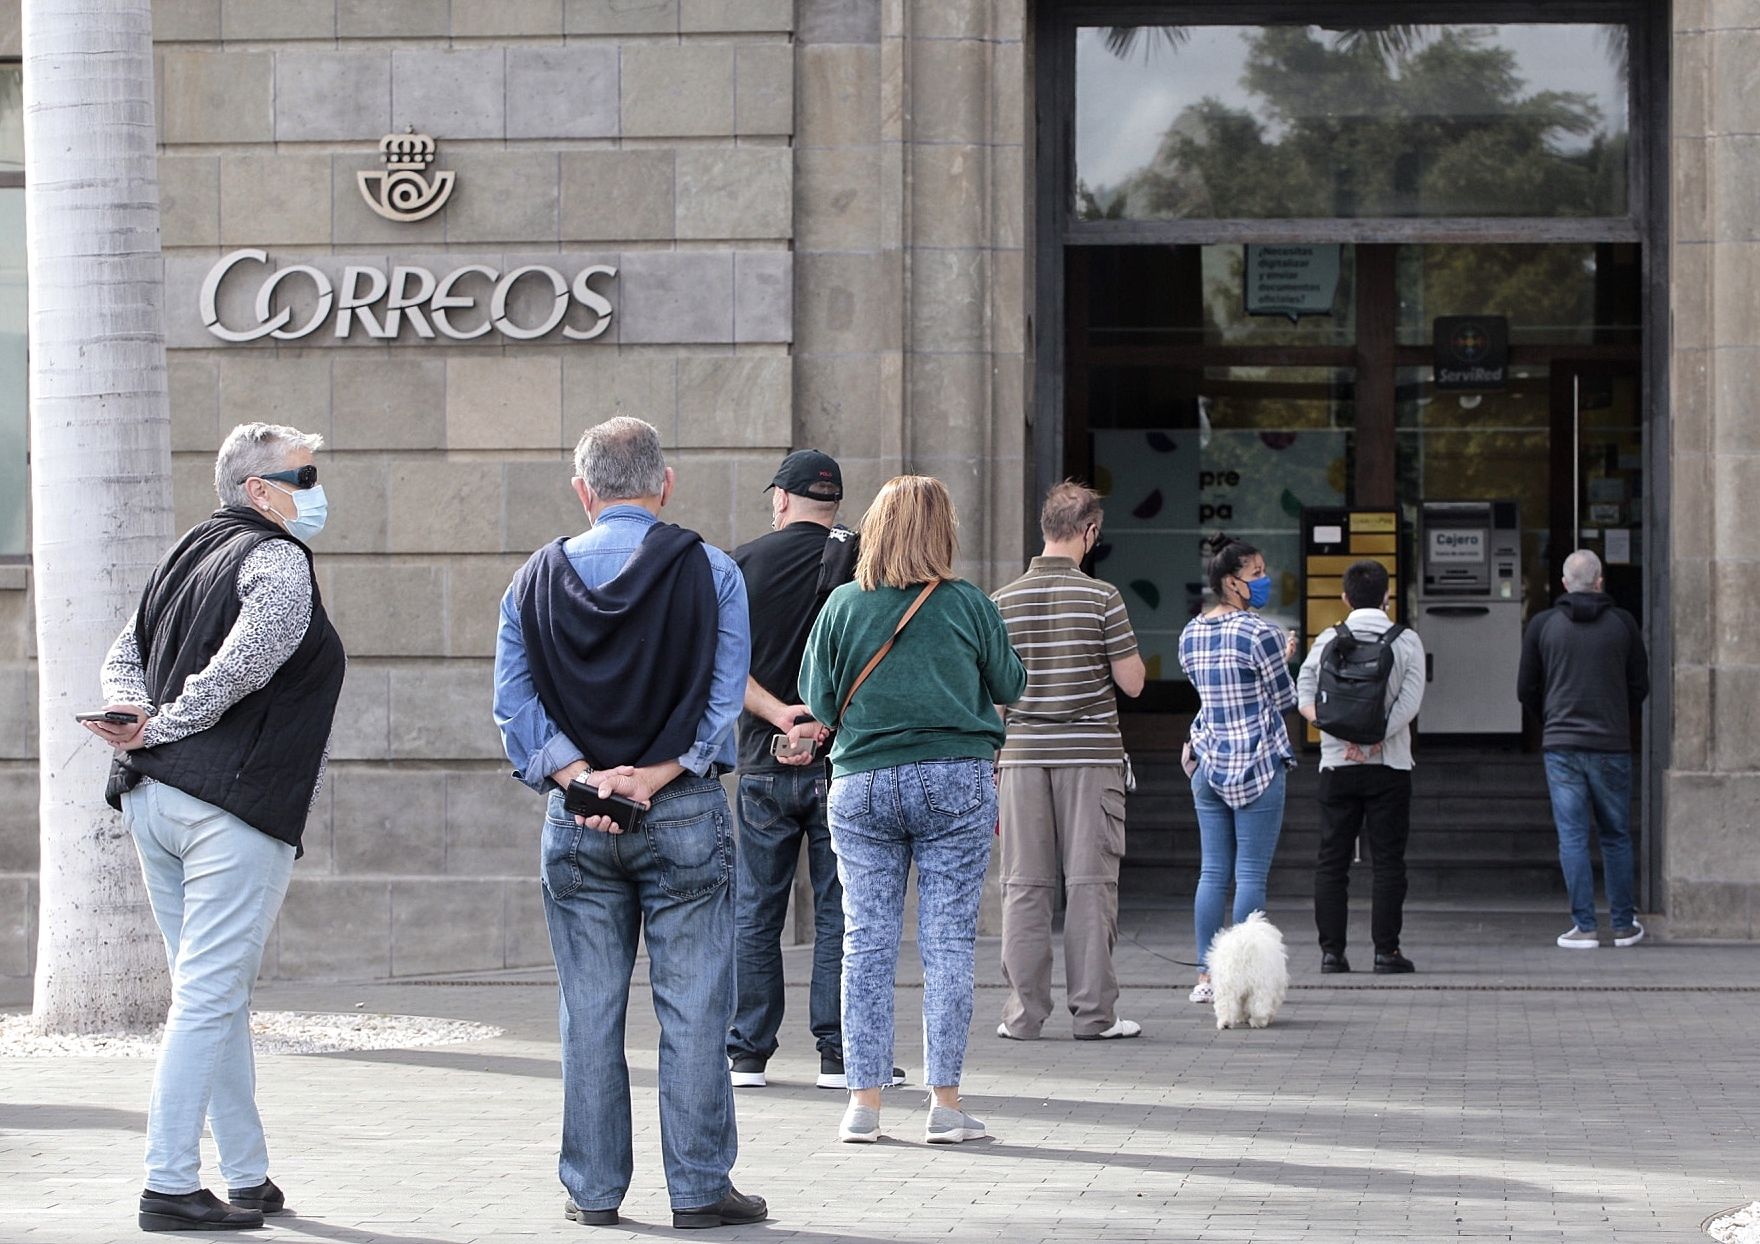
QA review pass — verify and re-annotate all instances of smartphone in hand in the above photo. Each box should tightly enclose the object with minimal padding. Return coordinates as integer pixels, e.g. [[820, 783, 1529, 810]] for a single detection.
[[75, 710, 140, 725], [563, 777, 643, 831], [770, 731, 816, 760]]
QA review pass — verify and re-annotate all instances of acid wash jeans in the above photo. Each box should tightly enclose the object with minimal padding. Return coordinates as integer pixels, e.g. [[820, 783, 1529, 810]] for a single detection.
[[540, 772, 738, 1214], [123, 779, 295, 1195], [828, 758, 996, 1091]]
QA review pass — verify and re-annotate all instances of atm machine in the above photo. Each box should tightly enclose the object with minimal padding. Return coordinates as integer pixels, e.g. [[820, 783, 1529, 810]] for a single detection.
[[1416, 501, 1524, 734]]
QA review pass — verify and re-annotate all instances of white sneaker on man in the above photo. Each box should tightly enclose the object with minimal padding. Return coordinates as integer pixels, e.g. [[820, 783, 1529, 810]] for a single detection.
[[1556, 926, 1600, 949], [1612, 921, 1646, 947], [1075, 1018, 1142, 1040]]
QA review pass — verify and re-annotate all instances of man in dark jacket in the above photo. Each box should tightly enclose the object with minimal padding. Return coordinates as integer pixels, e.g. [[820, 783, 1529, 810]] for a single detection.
[[85, 422, 346, 1232], [1517, 549, 1649, 950]]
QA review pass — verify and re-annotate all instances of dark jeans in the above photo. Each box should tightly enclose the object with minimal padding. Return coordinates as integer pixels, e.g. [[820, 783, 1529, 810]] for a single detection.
[[1314, 765, 1412, 957], [539, 773, 737, 1214], [728, 767, 843, 1062], [1543, 749, 1635, 931]]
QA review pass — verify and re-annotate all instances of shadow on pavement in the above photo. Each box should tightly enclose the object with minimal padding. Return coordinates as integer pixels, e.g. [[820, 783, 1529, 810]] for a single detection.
[[0, 1102, 146, 1132]]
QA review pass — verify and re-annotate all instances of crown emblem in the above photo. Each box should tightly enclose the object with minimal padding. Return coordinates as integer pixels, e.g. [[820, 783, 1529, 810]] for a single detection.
[[357, 127, 455, 223]]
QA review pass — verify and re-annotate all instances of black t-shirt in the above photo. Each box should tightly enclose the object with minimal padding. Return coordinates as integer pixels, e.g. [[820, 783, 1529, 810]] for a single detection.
[[733, 521, 857, 773]]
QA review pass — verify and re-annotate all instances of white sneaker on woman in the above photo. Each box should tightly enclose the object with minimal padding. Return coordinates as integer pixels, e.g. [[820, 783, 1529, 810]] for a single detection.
[[1189, 980, 1214, 1004]]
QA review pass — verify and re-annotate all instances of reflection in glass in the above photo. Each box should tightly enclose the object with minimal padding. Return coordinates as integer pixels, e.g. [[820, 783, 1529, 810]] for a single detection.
[[1076, 24, 1629, 220], [1395, 365, 1551, 615], [0, 189, 23, 556], [1396, 243, 1641, 345], [1088, 367, 1353, 680], [1083, 244, 1355, 348]]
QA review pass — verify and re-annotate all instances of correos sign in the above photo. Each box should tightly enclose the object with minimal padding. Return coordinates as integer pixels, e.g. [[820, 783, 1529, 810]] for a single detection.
[[199, 248, 617, 344]]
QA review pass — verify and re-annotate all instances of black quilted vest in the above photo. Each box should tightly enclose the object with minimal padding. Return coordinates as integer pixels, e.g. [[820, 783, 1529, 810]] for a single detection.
[[104, 507, 347, 854]]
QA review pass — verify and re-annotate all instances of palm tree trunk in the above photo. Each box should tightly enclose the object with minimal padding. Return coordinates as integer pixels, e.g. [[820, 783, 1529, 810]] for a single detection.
[[25, 0, 173, 1031]]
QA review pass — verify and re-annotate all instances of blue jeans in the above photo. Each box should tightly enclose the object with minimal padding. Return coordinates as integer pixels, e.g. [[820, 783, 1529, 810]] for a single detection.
[[729, 768, 843, 1063], [540, 773, 738, 1213], [1543, 749, 1636, 931], [828, 759, 995, 1091], [123, 781, 295, 1195], [1191, 766, 1287, 971]]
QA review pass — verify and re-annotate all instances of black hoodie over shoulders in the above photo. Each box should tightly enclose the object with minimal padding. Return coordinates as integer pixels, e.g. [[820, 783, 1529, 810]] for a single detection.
[[1516, 591, 1648, 752]]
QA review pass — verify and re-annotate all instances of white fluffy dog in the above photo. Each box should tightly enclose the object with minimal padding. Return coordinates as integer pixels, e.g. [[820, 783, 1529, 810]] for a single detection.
[[1205, 911, 1289, 1030]]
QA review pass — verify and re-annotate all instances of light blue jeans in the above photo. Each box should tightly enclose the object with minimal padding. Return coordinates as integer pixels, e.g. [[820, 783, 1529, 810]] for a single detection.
[[540, 774, 738, 1213], [1191, 766, 1286, 972], [123, 780, 295, 1195], [1543, 749, 1636, 931], [828, 759, 995, 1091]]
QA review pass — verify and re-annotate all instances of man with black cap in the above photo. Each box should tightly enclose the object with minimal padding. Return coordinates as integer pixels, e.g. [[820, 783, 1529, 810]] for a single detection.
[[727, 450, 899, 1091]]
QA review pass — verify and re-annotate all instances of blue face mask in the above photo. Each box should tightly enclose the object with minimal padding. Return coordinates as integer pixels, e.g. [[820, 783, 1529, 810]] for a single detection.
[[268, 481, 328, 542], [1245, 574, 1272, 609]]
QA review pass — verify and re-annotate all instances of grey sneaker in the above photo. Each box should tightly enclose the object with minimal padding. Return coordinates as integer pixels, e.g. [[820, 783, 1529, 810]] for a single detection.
[[1613, 921, 1646, 947], [925, 1104, 989, 1144], [1556, 926, 1599, 949], [838, 1103, 880, 1144]]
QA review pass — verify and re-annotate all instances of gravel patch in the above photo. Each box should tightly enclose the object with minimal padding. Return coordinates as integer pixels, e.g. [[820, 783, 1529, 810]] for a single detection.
[[1708, 1203, 1760, 1243], [0, 1011, 503, 1058]]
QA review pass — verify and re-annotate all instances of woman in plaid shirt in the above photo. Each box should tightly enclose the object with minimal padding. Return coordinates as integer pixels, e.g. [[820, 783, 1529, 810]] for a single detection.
[[1178, 537, 1299, 1004]]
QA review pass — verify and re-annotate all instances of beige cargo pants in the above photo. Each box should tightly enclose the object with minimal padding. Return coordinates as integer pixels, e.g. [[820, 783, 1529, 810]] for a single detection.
[[997, 764, 1128, 1038]]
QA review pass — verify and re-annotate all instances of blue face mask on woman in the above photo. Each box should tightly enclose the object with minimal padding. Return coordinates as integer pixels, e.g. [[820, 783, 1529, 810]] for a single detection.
[[1244, 574, 1272, 609], [267, 481, 328, 542]]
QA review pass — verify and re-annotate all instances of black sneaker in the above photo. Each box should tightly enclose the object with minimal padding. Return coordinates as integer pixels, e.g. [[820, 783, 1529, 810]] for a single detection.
[[138, 1189, 263, 1232], [728, 1055, 766, 1088], [816, 1051, 906, 1089]]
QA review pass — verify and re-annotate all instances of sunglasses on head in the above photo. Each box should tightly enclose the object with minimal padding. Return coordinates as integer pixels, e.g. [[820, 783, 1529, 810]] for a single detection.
[[249, 465, 319, 490]]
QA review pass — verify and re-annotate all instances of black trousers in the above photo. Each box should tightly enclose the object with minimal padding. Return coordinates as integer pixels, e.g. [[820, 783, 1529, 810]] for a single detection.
[[1314, 764, 1412, 956]]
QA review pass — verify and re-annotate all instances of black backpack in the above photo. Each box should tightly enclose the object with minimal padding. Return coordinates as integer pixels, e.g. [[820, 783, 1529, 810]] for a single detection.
[[1314, 623, 1410, 745]]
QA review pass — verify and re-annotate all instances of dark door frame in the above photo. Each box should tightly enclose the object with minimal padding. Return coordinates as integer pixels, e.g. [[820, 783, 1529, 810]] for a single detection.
[[1031, 0, 1672, 910]]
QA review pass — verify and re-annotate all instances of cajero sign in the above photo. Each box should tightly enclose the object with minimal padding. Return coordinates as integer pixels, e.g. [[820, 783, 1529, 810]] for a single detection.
[[199, 249, 618, 344]]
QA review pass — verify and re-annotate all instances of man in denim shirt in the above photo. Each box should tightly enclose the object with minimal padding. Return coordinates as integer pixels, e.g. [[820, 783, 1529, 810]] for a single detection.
[[493, 417, 763, 1230]]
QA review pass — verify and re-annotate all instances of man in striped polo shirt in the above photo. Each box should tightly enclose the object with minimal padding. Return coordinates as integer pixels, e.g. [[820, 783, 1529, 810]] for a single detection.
[[993, 482, 1147, 1041]]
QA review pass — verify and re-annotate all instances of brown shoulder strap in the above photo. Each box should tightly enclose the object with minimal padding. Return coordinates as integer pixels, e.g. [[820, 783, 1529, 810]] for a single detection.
[[838, 580, 940, 725]]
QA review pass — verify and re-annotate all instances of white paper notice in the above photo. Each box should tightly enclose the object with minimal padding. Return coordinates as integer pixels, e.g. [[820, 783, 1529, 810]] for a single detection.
[[1314, 525, 1343, 545], [1606, 528, 1631, 565]]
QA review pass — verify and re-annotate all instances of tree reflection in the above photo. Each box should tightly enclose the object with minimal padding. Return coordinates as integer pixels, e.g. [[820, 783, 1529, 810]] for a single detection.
[[1083, 26, 1626, 220]]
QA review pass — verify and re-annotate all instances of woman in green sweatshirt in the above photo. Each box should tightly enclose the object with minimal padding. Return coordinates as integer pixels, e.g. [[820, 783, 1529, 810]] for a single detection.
[[800, 474, 1026, 1148]]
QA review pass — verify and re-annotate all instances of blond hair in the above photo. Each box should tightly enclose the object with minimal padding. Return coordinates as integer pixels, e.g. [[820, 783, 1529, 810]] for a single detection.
[[854, 475, 961, 590], [1040, 479, 1104, 542]]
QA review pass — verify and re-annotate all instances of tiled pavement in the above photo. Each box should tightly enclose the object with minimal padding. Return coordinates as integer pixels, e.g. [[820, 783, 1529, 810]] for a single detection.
[[3, 905, 1757, 1243]]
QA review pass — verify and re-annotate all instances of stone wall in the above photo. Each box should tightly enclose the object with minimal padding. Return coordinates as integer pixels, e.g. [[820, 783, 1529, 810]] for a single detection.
[[1, 0, 1034, 977], [1663, 0, 1760, 939]]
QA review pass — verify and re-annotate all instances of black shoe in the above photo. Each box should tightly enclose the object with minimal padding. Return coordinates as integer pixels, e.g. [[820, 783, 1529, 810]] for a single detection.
[[1320, 951, 1351, 974], [565, 1198, 619, 1227], [138, 1188, 264, 1232], [1374, 951, 1416, 974], [729, 1055, 767, 1088], [673, 1187, 768, 1230], [224, 1179, 284, 1216], [816, 1050, 906, 1089]]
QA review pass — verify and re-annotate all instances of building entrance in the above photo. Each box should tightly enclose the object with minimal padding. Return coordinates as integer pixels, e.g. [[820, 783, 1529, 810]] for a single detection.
[[1034, 10, 1666, 905]]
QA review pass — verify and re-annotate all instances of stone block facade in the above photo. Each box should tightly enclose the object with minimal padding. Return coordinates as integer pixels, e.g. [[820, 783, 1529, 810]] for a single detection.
[[1, 0, 1031, 977]]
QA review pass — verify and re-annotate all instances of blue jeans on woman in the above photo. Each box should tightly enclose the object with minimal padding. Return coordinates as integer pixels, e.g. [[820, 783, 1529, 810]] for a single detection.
[[729, 766, 843, 1064], [123, 780, 295, 1195], [540, 773, 738, 1214], [1543, 749, 1636, 931], [828, 759, 995, 1091], [1191, 766, 1287, 970]]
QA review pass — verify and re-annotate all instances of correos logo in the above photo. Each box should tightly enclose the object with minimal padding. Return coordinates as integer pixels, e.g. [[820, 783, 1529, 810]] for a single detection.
[[199, 249, 616, 344]]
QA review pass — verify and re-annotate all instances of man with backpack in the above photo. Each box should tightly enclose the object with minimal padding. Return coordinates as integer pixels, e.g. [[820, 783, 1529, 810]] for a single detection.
[[1297, 559, 1427, 974]]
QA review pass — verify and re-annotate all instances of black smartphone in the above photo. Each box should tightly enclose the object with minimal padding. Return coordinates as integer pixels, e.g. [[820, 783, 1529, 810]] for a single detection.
[[563, 777, 644, 831], [75, 710, 140, 725]]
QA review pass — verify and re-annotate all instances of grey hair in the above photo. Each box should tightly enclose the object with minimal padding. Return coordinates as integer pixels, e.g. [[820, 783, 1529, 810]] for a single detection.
[[214, 423, 325, 508], [573, 417, 666, 500], [1563, 549, 1602, 592]]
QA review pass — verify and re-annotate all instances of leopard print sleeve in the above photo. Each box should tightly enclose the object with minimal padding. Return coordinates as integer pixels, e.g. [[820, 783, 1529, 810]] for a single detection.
[[139, 539, 314, 750]]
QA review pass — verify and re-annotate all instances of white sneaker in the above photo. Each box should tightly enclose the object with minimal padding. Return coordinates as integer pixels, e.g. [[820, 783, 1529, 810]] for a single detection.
[[924, 1104, 989, 1144], [1189, 981, 1213, 1004], [996, 1022, 1035, 1041], [1075, 1018, 1142, 1040], [1556, 926, 1600, 949], [838, 1103, 881, 1144], [1613, 921, 1646, 947]]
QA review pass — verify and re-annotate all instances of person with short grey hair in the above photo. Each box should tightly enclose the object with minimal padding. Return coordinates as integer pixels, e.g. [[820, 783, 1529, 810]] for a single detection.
[[494, 417, 764, 1228], [84, 421, 345, 1232], [1517, 549, 1649, 950]]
